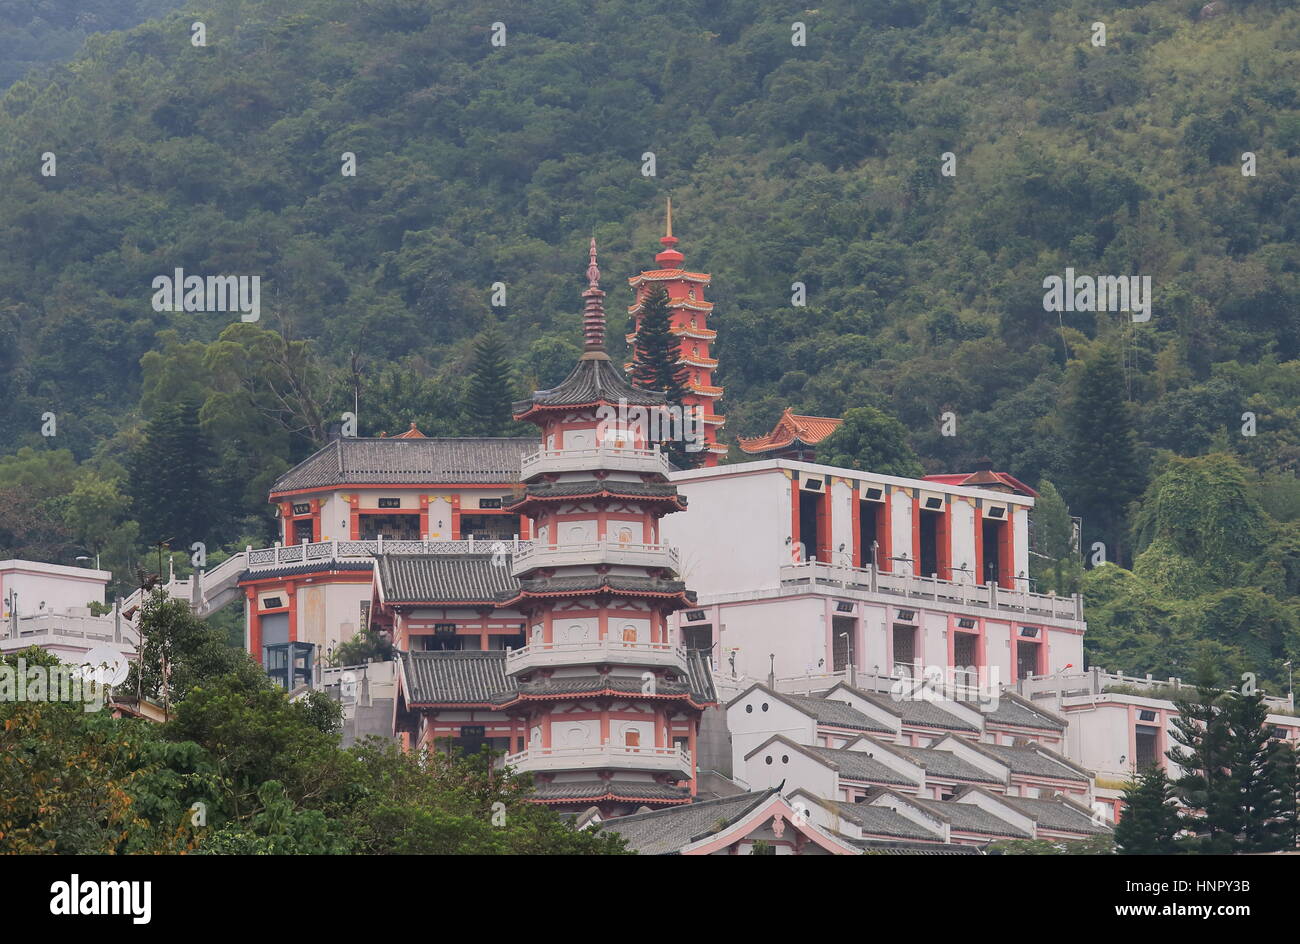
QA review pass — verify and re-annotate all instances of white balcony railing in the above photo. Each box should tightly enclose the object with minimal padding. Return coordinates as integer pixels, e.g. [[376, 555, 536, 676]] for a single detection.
[[505, 743, 692, 775], [511, 540, 679, 575], [778, 561, 1083, 622], [244, 536, 535, 572], [3, 612, 139, 650], [506, 638, 688, 672], [520, 444, 671, 478]]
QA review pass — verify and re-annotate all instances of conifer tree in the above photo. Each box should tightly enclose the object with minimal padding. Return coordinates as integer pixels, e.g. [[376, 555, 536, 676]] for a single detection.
[[129, 398, 213, 548], [1167, 670, 1233, 854], [1222, 690, 1293, 852], [629, 286, 700, 468], [1114, 766, 1183, 854], [1064, 346, 1144, 565], [465, 323, 515, 437]]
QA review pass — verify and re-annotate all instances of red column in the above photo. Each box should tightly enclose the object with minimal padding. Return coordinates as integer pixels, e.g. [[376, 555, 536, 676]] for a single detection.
[[349, 496, 359, 540], [910, 494, 921, 575], [880, 492, 893, 572], [850, 484, 862, 568], [936, 501, 951, 581], [450, 496, 461, 540], [246, 587, 262, 663], [419, 495, 429, 538], [999, 517, 1014, 589], [311, 500, 321, 542]]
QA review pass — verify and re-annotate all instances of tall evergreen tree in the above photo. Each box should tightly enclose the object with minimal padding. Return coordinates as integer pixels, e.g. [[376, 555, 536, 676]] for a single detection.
[[464, 323, 515, 437], [1167, 670, 1233, 853], [1222, 690, 1293, 852], [1064, 346, 1144, 565], [629, 286, 701, 468], [128, 398, 213, 549], [1114, 766, 1183, 854]]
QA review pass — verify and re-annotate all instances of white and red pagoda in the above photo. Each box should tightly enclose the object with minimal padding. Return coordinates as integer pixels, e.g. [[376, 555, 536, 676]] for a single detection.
[[496, 238, 716, 813], [626, 199, 727, 464]]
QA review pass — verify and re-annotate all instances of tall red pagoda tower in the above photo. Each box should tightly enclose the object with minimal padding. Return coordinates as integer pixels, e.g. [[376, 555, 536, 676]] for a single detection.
[[500, 238, 716, 814], [626, 199, 727, 465]]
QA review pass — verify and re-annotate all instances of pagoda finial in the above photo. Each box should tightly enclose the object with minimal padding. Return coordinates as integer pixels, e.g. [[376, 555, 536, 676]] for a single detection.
[[656, 198, 683, 267], [581, 237, 607, 356]]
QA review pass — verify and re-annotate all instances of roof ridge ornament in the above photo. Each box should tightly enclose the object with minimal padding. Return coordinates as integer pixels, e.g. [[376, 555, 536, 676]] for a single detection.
[[581, 236, 609, 358]]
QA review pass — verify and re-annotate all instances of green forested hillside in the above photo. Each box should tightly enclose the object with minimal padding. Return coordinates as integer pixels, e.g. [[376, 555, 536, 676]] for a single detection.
[[0, 0, 1296, 683], [0, 0, 186, 88]]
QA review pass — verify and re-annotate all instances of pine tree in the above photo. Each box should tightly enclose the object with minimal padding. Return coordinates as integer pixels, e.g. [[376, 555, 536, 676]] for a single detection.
[[129, 398, 214, 549], [1167, 670, 1233, 854], [1114, 766, 1183, 854], [1064, 346, 1144, 565], [629, 286, 700, 468], [1222, 690, 1293, 852], [465, 323, 515, 437]]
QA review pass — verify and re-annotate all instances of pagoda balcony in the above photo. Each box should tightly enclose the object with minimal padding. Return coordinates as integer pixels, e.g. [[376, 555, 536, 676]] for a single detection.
[[505, 638, 689, 674], [505, 743, 692, 778], [244, 536, 534, 572], [511, 539, 680, 575], [520, 444, 671, 478]]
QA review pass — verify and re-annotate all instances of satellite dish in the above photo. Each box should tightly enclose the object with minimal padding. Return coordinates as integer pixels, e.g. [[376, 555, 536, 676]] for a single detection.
[[78, 646, 130, 687]]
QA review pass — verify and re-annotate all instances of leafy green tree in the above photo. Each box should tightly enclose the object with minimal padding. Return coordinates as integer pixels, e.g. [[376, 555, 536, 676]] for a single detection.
[[817, 406, 923, 477], [1030, 479, 1080, 595], [1114, 767, 1183, 854]]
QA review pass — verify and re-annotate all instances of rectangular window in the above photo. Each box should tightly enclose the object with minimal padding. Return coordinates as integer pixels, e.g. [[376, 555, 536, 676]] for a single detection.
[[832, 616, 856, 671], [1016, 641, 1039, 680], [683, 625, 713, 652], [1135, 724, 1160, 769], [893, 624, 916, 676]]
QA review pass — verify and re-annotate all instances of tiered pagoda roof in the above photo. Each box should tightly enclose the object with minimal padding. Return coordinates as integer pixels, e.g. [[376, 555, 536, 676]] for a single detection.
[[737, 408, 843, 455]]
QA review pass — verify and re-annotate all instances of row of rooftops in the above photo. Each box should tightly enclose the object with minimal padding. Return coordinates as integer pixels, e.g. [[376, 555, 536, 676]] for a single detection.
[[268, 433, 1039, 500]]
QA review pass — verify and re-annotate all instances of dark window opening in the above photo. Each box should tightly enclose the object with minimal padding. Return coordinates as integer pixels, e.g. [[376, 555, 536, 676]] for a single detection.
[[832, 615, 856, 671], [893, 624, 916, 676], [359, 514, 420, 540], [292, 518, 314, 544], [1135, 724, 1159, 769], [798, 490, 821, 561], [460, 513, 521, 540], [1015, 641, 1039, 680], [953, 632, 978, 672], [859, 502, 882, 568], [683, 624, 713, 653], [982, 520, 1003, 585], [920, 509, 941, 578]]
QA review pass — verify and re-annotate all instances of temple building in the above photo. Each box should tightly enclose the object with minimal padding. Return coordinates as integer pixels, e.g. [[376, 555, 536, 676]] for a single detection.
[[737, 408, 843, 462], [626, 199, 727, 464]]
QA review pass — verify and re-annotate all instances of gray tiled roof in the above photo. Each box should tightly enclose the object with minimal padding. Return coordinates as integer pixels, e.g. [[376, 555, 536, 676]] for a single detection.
[[237, 561, 373, 583], [600, 790, 776, 854], [857, 691, 980, 732], [805, 747, 919, 787], [532, 781, 690, 804], [915, 798, 1031, 839], [403, 650, 513, 704], [402, 649, 716, 706], [377, 553, 519, 604], [1002, 796, 1111, 835], [850, 839, 981, 854], [270, 437, 536, 493], [977, 744, 1089, 782], [833, 801, 942, 841], [783, 695, 893, 734], [982, 696, 1067, 732], [514, 356, 665, 413], [891, 746, 1004, 784]]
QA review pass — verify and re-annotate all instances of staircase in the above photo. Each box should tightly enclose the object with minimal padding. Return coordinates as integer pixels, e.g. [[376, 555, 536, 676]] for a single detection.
[[120, 550, 249, 620]]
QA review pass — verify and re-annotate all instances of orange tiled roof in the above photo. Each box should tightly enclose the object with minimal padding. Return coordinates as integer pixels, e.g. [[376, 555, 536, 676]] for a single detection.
[[393, 422, 427, 439], [738, 408, 843, 454], [628, 269, 711, 287]]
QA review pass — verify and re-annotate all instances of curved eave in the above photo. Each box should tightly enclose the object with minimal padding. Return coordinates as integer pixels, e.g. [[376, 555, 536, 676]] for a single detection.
[[505, 491, 687, 510], [496, 586, 695, 608], [530, 791, 692, 807], [499, 689, 714, 710]]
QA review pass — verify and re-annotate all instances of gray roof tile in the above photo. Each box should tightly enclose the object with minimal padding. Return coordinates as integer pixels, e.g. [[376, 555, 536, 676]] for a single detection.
[[514, 356, 665, 414], [271, 437, 536, 493], [890, 746, 1004, 784], [982, 696, 1067, 732], [1001, 796, 1111, 835], [783, 694, 893, 734], [914, 798, 1031, 839], [600, 790, 774, 854], [378, 553, 519, 604], [832, 801, 942, 841], [977, 744, 1089, 782], [857, 691, 980, 732], [805, 747, 919, 787]]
